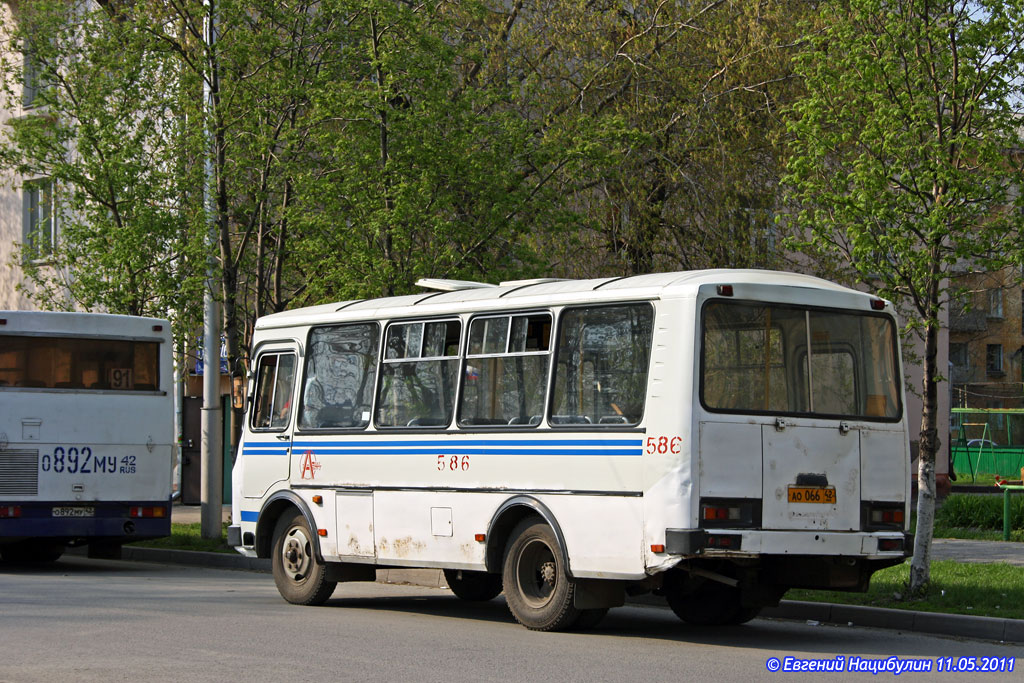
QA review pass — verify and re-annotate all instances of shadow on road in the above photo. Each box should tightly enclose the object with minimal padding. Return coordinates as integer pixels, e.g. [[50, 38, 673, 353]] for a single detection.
[[320, 591, 1016, 656]]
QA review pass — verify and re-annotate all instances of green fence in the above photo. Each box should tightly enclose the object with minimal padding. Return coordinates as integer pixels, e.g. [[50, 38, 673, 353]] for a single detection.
[[951, 408, 1024, 480], [951, 444, 1024, 479]]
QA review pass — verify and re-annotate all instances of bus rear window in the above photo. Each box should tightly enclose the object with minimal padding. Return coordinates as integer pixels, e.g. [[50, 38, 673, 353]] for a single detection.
[[701, 301, 900, 420], [0, 335, 160, 391]]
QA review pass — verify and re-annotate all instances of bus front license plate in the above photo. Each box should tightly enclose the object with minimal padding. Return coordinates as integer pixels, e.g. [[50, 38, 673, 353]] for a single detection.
[[52, 507, 95, 517], [787, 487, 836, 504]]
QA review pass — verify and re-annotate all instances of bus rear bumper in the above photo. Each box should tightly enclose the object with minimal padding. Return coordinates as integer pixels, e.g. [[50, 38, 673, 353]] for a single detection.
[[0, 501, 171, 542], [666, 528, 911, 559]]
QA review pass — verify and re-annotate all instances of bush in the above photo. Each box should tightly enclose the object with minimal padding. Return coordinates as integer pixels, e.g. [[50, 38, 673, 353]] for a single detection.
[[936, 493, 1024, 530]]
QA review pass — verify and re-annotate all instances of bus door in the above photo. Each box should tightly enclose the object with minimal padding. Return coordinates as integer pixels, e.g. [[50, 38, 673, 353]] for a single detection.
[[241, 345, 298, 499], [761, 423, 861, 530]]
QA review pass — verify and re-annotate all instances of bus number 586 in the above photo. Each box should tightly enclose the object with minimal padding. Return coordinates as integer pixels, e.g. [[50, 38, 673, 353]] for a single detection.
[[646, 436, 682, 454], [437, 455, 470, 472]]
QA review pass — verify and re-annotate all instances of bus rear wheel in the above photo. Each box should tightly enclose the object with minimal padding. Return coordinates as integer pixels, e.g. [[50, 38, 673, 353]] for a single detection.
[[443, 568, 503, 601], [0, 540, 64, 563], [665, 579, 759, 626], [502, 519, 580, 631], [272, 511, 337, 606]]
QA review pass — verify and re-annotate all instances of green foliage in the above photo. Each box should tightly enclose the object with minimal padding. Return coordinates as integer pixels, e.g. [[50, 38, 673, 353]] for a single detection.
[[784, 0, 1024, 322], [782, 0, 1024, 591], [788, 560, 1024, 620], [0, 0, 207, 341], [936, 493, 1024, 531], [0, 0, 817, 378]]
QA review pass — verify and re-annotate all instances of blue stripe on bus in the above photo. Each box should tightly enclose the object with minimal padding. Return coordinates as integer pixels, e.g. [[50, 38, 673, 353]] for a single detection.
[[290, 439, 643, 448], [239, 510, 259, 522], [287, 448, 641, 456], [243, 447, 641, 456]]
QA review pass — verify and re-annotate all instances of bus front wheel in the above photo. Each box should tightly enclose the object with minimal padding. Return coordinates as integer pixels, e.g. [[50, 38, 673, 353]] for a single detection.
[[272, 511, 337, 606], [502, 519, 580, 631]]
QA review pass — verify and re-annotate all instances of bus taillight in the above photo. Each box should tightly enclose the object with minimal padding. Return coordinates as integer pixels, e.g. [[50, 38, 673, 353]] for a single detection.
[[0, 505, 21, 518], [863, 503, 906, 530], [699, 498, 759, 528], [129, 506, 167, 518]]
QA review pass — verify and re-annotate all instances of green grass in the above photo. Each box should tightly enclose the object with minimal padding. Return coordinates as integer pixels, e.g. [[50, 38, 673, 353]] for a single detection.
[[788, 560, 1024, 620], [129, 522, 235, 554], [934, 525, 1024, 542], [936, 493, 1024, 530], [951, 472, 1006, 487]]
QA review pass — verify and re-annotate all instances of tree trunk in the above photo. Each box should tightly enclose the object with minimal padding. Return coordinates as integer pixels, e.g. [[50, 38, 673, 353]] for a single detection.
[[909, 318, 940, 595]]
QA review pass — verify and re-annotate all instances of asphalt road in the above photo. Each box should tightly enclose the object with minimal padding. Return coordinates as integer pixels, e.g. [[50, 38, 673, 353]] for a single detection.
[[0, 557, 1019, 683]]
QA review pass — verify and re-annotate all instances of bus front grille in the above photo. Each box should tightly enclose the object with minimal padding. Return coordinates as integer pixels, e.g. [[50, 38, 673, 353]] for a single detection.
[[0, 450, 39, 495]]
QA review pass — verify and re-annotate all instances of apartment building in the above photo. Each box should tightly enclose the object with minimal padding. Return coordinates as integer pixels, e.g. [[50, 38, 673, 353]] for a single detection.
[[949, 266, 1024, 446], [0, 1, 57, 311]]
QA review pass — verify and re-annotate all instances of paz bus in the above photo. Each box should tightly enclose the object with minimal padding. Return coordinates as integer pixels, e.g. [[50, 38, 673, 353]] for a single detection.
[[229, 270, 911, 631], [0, 311, 174, 561]]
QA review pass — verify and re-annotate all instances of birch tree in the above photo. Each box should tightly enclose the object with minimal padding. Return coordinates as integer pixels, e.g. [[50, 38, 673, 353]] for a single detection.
[[783, 0, 1024, 594]]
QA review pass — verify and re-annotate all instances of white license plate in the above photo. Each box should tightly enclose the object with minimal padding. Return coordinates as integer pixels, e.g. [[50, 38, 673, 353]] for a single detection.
[[52, 507, 95, 517]]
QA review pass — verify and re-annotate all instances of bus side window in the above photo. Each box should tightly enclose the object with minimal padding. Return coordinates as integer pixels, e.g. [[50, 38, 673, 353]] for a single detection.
[[251, 352, 295, 431], [551, 304, 653, 426], [376, 320, 460, 428], [459, 313, 551, 428]]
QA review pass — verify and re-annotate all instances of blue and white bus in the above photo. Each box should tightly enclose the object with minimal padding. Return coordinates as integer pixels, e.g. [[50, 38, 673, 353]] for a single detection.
[[0, 311, 174, 561], [230, 270, 911, 631]]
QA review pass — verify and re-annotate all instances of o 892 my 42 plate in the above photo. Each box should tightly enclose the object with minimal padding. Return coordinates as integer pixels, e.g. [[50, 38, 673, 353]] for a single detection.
[[52, 506, 95, 517], [787, 486, 836, 504]]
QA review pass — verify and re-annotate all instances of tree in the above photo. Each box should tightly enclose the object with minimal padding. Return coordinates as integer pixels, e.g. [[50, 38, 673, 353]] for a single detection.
[[0, 0, 207, 337], [464, 0, 814, 277], [783, 0, 1024, 594]]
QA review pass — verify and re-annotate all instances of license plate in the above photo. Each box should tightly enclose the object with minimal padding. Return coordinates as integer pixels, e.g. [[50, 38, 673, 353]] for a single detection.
[[52, 507, 95, 517], [787, 486, 836, 504]]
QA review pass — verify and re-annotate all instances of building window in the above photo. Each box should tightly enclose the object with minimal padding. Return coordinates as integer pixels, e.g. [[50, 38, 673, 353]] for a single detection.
[[986, 344, 1004, 375], [23, 45, 40, 108], [988, 288, 1003, 319], [949, 342, 968, 368], [22, 178, 55, 260]]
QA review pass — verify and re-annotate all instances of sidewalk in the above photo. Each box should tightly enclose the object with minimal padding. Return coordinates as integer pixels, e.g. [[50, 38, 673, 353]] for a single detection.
[[931, 538, 1024, 566], [171, 503, 231, 526], [150, 503, 1024, 643]]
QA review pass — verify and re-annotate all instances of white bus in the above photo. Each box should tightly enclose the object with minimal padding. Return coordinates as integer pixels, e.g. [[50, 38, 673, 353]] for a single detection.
[[0, 311, 174, 561], [229, 270, 910, 631]]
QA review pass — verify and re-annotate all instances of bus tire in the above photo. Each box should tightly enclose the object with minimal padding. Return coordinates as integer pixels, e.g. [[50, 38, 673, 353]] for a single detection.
[[1, 540, 64, 563], [443, 568, 503, 601], [88, 541, 122, 560], [666, 580, 744, 626], [502, 518, 580, 631], [272, 511, 337, 606]]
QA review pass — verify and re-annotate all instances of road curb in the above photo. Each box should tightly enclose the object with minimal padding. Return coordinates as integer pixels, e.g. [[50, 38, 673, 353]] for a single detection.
[[115, 545, 1023, 643]]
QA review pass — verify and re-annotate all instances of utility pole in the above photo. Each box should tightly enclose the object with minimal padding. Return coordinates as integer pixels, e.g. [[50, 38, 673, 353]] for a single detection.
[[200, 0, 223, 539]]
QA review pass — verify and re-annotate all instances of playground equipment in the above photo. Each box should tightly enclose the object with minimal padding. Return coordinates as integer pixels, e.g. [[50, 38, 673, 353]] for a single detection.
[[950, 408, 1024, 482]]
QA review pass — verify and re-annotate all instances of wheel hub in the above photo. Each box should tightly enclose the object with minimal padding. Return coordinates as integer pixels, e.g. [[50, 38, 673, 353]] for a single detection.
[[281, 528, 311, 581], [539, 561, 556, 586]]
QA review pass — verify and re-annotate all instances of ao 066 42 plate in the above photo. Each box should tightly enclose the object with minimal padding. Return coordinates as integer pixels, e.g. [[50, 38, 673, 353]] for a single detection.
[[52, 506, 96, 517], [787, 486, 836, 504]]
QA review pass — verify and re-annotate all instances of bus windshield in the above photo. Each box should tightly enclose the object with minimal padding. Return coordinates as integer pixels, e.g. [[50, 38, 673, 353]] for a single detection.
[[701, 301, 900, 420]]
